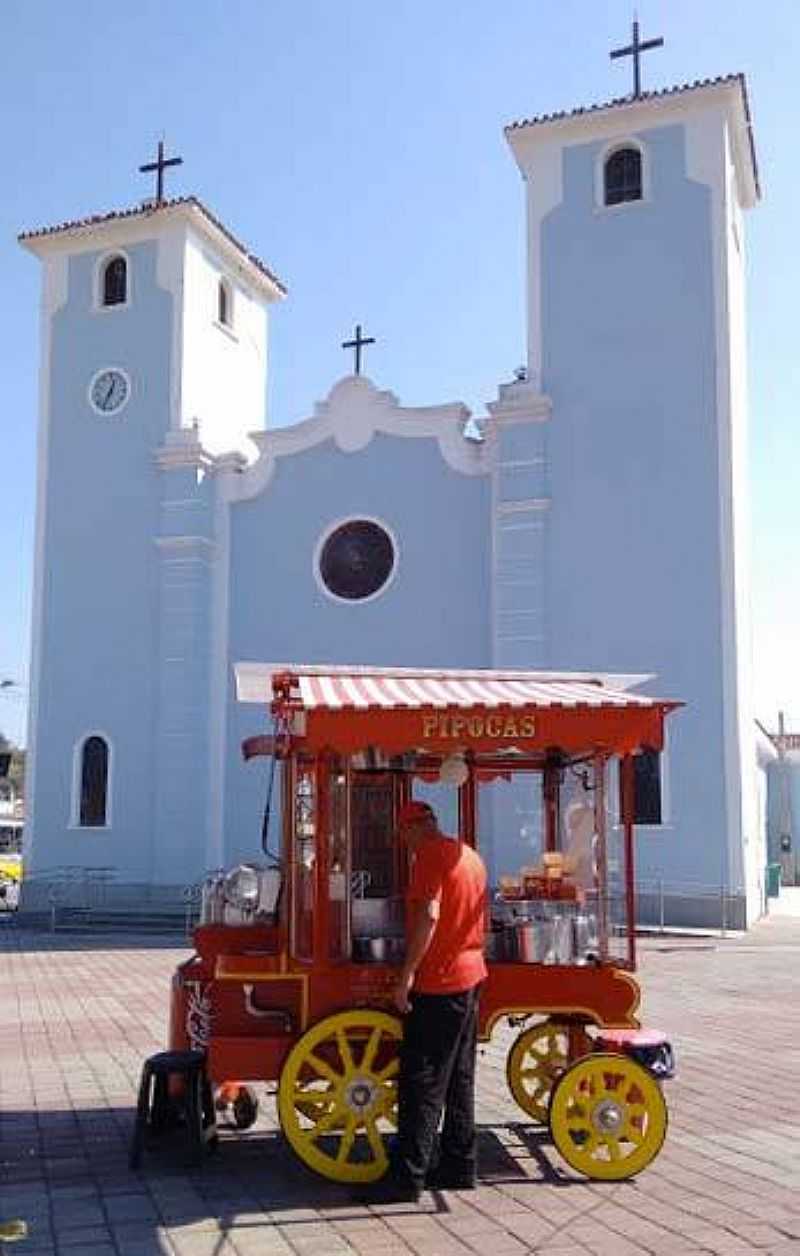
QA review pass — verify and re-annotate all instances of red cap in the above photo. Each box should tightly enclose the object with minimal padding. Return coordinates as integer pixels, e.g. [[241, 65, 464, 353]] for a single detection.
[[396, 801, 435, 827]]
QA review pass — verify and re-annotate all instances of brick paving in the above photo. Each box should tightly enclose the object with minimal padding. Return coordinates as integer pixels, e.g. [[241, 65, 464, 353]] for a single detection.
[[1, 913, 799, 1255]]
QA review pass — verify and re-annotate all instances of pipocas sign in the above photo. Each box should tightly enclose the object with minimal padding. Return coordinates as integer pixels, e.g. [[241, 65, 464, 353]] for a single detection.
[[421, 713, 536, 740], [289, 704, 670, 757]]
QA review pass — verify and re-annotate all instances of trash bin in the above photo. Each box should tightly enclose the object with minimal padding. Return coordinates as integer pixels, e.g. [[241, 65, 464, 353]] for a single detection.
[[766, 863, 782, 898]]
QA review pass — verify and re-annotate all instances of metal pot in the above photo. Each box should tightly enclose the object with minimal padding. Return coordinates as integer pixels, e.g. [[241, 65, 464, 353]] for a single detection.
[[352, 936, 373, 962], [516, 920, 554, 964], [368, 937, 389, 962]]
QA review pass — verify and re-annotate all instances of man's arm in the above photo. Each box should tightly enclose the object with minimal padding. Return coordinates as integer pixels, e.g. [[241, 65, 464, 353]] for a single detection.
[[393, 898, 439, 1013]]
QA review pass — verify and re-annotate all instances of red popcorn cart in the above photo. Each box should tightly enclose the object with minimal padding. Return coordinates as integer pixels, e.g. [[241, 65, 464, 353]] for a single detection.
[[167, 664, 680, 1183]]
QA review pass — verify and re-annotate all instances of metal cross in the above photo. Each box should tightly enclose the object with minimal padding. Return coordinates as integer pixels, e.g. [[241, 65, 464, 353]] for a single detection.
[[139, 140, 184, 204], [610, 17, 664, 99], [341, 323, 376, 376]]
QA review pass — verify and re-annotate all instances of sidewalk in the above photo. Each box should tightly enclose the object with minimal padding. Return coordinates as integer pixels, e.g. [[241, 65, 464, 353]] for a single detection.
[[1, 916, 799, 1255], [766, 886, 800, 918]]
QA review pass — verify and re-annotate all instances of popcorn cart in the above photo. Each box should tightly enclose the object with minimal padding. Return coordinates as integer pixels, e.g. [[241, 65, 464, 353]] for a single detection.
[[168, 664, 680, 1183]]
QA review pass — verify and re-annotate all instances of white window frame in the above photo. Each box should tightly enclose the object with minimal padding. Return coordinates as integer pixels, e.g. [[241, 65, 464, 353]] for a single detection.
[[93, 249, 132, 313], [313, 514, 400, 606], [69, 731, 113, 830], [611, 727, 672, 831], [595, 138, 650, 213]]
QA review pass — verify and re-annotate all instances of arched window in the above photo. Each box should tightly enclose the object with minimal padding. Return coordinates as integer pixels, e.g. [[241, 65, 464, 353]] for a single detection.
[[79, 736, 109, 827], [604, 146, 643, 206], [102, 255, 127, 306], [217, 278, 232, 327]]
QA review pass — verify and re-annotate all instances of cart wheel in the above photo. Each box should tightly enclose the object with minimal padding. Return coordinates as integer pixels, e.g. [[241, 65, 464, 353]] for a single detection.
[[506, 1019, 569, 1124], [549, 1052, 667, 1181], [278, 1009, 402, 1184]]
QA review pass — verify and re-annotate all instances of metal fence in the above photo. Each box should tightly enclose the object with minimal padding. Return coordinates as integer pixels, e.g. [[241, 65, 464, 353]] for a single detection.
[[14, 866, 754, 936], [634, 875, 749, 933], [17, 867, 193, 934]]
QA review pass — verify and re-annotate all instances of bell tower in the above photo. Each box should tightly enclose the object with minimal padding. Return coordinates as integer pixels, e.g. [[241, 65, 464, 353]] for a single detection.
[[19, 175, 285, 892], [503, 69, 762, 924]]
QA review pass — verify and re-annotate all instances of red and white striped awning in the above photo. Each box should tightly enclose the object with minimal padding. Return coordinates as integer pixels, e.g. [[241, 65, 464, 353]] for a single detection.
[[235, 663, 662, 711]]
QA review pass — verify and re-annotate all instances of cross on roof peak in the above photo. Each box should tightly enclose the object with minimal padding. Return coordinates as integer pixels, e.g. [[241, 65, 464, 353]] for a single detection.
[[610, 17, 664, 99], [138, 139, 184, 204], [341, 323, 376, 376]]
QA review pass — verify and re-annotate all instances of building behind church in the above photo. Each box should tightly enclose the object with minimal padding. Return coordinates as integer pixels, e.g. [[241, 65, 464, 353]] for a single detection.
[[19, 72, 768, 928]]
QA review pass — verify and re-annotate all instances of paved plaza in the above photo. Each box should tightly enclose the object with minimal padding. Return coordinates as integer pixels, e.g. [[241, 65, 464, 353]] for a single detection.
[[1, 909, 799, 1256]]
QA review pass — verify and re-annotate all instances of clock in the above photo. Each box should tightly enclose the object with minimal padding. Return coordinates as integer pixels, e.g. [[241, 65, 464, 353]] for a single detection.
[[88, 368, 130, 416]]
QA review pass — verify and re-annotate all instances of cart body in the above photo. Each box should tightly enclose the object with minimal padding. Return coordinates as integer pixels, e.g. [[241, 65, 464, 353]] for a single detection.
[[168, 664, 680, 1181]]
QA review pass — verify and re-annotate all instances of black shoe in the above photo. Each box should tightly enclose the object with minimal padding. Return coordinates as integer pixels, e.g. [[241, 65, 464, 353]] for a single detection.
[[425, 1164, 477, 1191]]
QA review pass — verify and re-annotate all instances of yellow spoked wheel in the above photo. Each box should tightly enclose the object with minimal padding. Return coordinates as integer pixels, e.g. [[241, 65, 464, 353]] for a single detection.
[[549, 1052, 667, 1181], [278, 1009, 402, 1184], [506, 1019, 569, 1123]]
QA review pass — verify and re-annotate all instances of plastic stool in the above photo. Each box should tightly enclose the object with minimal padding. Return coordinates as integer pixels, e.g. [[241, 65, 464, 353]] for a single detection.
[[129, 1049, 218, 1169], [595, 1028, 676, 1079]]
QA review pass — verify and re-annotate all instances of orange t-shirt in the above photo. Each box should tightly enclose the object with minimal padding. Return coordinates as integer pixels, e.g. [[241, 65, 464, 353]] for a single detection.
[[406, 836, 488, 994]]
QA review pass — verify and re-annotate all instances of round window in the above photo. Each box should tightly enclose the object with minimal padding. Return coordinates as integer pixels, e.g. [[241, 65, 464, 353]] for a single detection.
[[318, 519, 396, 602]]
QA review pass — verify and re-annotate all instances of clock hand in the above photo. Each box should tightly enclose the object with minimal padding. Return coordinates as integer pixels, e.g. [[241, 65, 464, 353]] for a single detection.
[[104, 378, 114, 406]]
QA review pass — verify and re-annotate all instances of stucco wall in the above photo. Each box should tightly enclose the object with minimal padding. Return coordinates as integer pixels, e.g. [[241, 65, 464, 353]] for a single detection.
[[28, 241, 170, 879], [221, 432, 492, 867], [767, 756, 800, 885], [541, 122, 732, 894], [180, 230, 269, 458]]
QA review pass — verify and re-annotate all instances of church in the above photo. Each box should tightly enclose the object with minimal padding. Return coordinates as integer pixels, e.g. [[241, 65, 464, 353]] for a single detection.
[[19, 54, 767, 927]]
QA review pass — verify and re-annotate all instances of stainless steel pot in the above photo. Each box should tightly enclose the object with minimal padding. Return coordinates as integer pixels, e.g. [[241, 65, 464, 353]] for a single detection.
[[516, 920, 554, 963], [352, 935, 406, 963]]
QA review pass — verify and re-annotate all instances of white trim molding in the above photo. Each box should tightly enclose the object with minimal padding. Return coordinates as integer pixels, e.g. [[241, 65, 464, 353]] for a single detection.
[[69, 730, 114, 830], [23, 254, 69, 871], [21, 200, 286, 304], [313, 514, 400, 606], [154, 535, 219, 560], [154, 429, 215, 472], [92, 248, 132, 313], [230, 374, 489, 504]]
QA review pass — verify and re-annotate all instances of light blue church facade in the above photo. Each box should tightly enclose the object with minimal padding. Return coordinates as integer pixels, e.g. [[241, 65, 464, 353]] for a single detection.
[[20, 75, 767, 926]]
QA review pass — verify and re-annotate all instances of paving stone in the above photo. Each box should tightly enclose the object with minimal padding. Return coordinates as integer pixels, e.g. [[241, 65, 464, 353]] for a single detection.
[[103, 1192, 160, 1222], [2, 920, 800, 1255], [55, 1224, 116, 1248]]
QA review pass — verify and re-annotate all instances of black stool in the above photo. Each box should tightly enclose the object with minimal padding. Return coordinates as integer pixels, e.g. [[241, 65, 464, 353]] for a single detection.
[[129, 1050, 218, 1169]]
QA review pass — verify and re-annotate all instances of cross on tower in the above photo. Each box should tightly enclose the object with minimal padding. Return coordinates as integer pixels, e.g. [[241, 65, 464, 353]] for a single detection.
[[341, 323, 376, 376], [139, 140, 184, 204], [610, 17, 664, 99]]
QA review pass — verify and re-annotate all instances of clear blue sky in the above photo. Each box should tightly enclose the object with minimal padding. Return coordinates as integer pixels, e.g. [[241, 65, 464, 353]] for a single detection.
[[1, 0, 798, 746]]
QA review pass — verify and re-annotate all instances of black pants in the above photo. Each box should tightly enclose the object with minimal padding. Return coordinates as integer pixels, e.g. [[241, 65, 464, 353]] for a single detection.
[[395, 983, 481, 1188]]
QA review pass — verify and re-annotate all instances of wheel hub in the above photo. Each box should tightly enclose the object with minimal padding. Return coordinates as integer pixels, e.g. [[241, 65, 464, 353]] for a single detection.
[[591, 1099, 624, 1133], [345, 1076, 378, 1113]]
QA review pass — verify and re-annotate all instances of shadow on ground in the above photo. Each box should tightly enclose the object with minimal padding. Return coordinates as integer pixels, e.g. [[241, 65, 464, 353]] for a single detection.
[[0, 920, 190, 954], [0, 1104, 585, 1252]]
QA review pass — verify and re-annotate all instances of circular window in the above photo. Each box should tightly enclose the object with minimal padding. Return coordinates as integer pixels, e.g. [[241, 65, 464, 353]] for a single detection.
[[317, 518, 396, 603]]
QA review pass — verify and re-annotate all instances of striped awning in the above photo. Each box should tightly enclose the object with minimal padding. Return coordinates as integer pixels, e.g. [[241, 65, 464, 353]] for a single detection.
[[235, 664, 680, 757], [293, 671, 656, 711], [235, 663, 663, 711]]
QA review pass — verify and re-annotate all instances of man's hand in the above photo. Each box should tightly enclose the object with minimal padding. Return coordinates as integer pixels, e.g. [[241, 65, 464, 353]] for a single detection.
[[393, 969, 414, 1015], [395, 899, 438, 1014]]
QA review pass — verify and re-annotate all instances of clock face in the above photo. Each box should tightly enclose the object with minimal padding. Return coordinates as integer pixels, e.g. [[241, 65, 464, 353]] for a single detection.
[[89, 368, 130, 415]]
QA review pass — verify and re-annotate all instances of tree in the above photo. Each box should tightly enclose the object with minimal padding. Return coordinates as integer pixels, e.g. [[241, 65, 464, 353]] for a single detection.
[[0, 733, 25, 798]]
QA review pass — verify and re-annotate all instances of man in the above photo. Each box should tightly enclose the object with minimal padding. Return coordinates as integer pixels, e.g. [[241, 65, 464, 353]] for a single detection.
[[385, 799, 487, 1201]]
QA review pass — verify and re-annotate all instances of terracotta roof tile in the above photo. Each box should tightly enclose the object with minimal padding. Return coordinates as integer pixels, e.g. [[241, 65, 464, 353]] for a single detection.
[[18, 195, 287, 295], [506, 73, 760, 198]]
